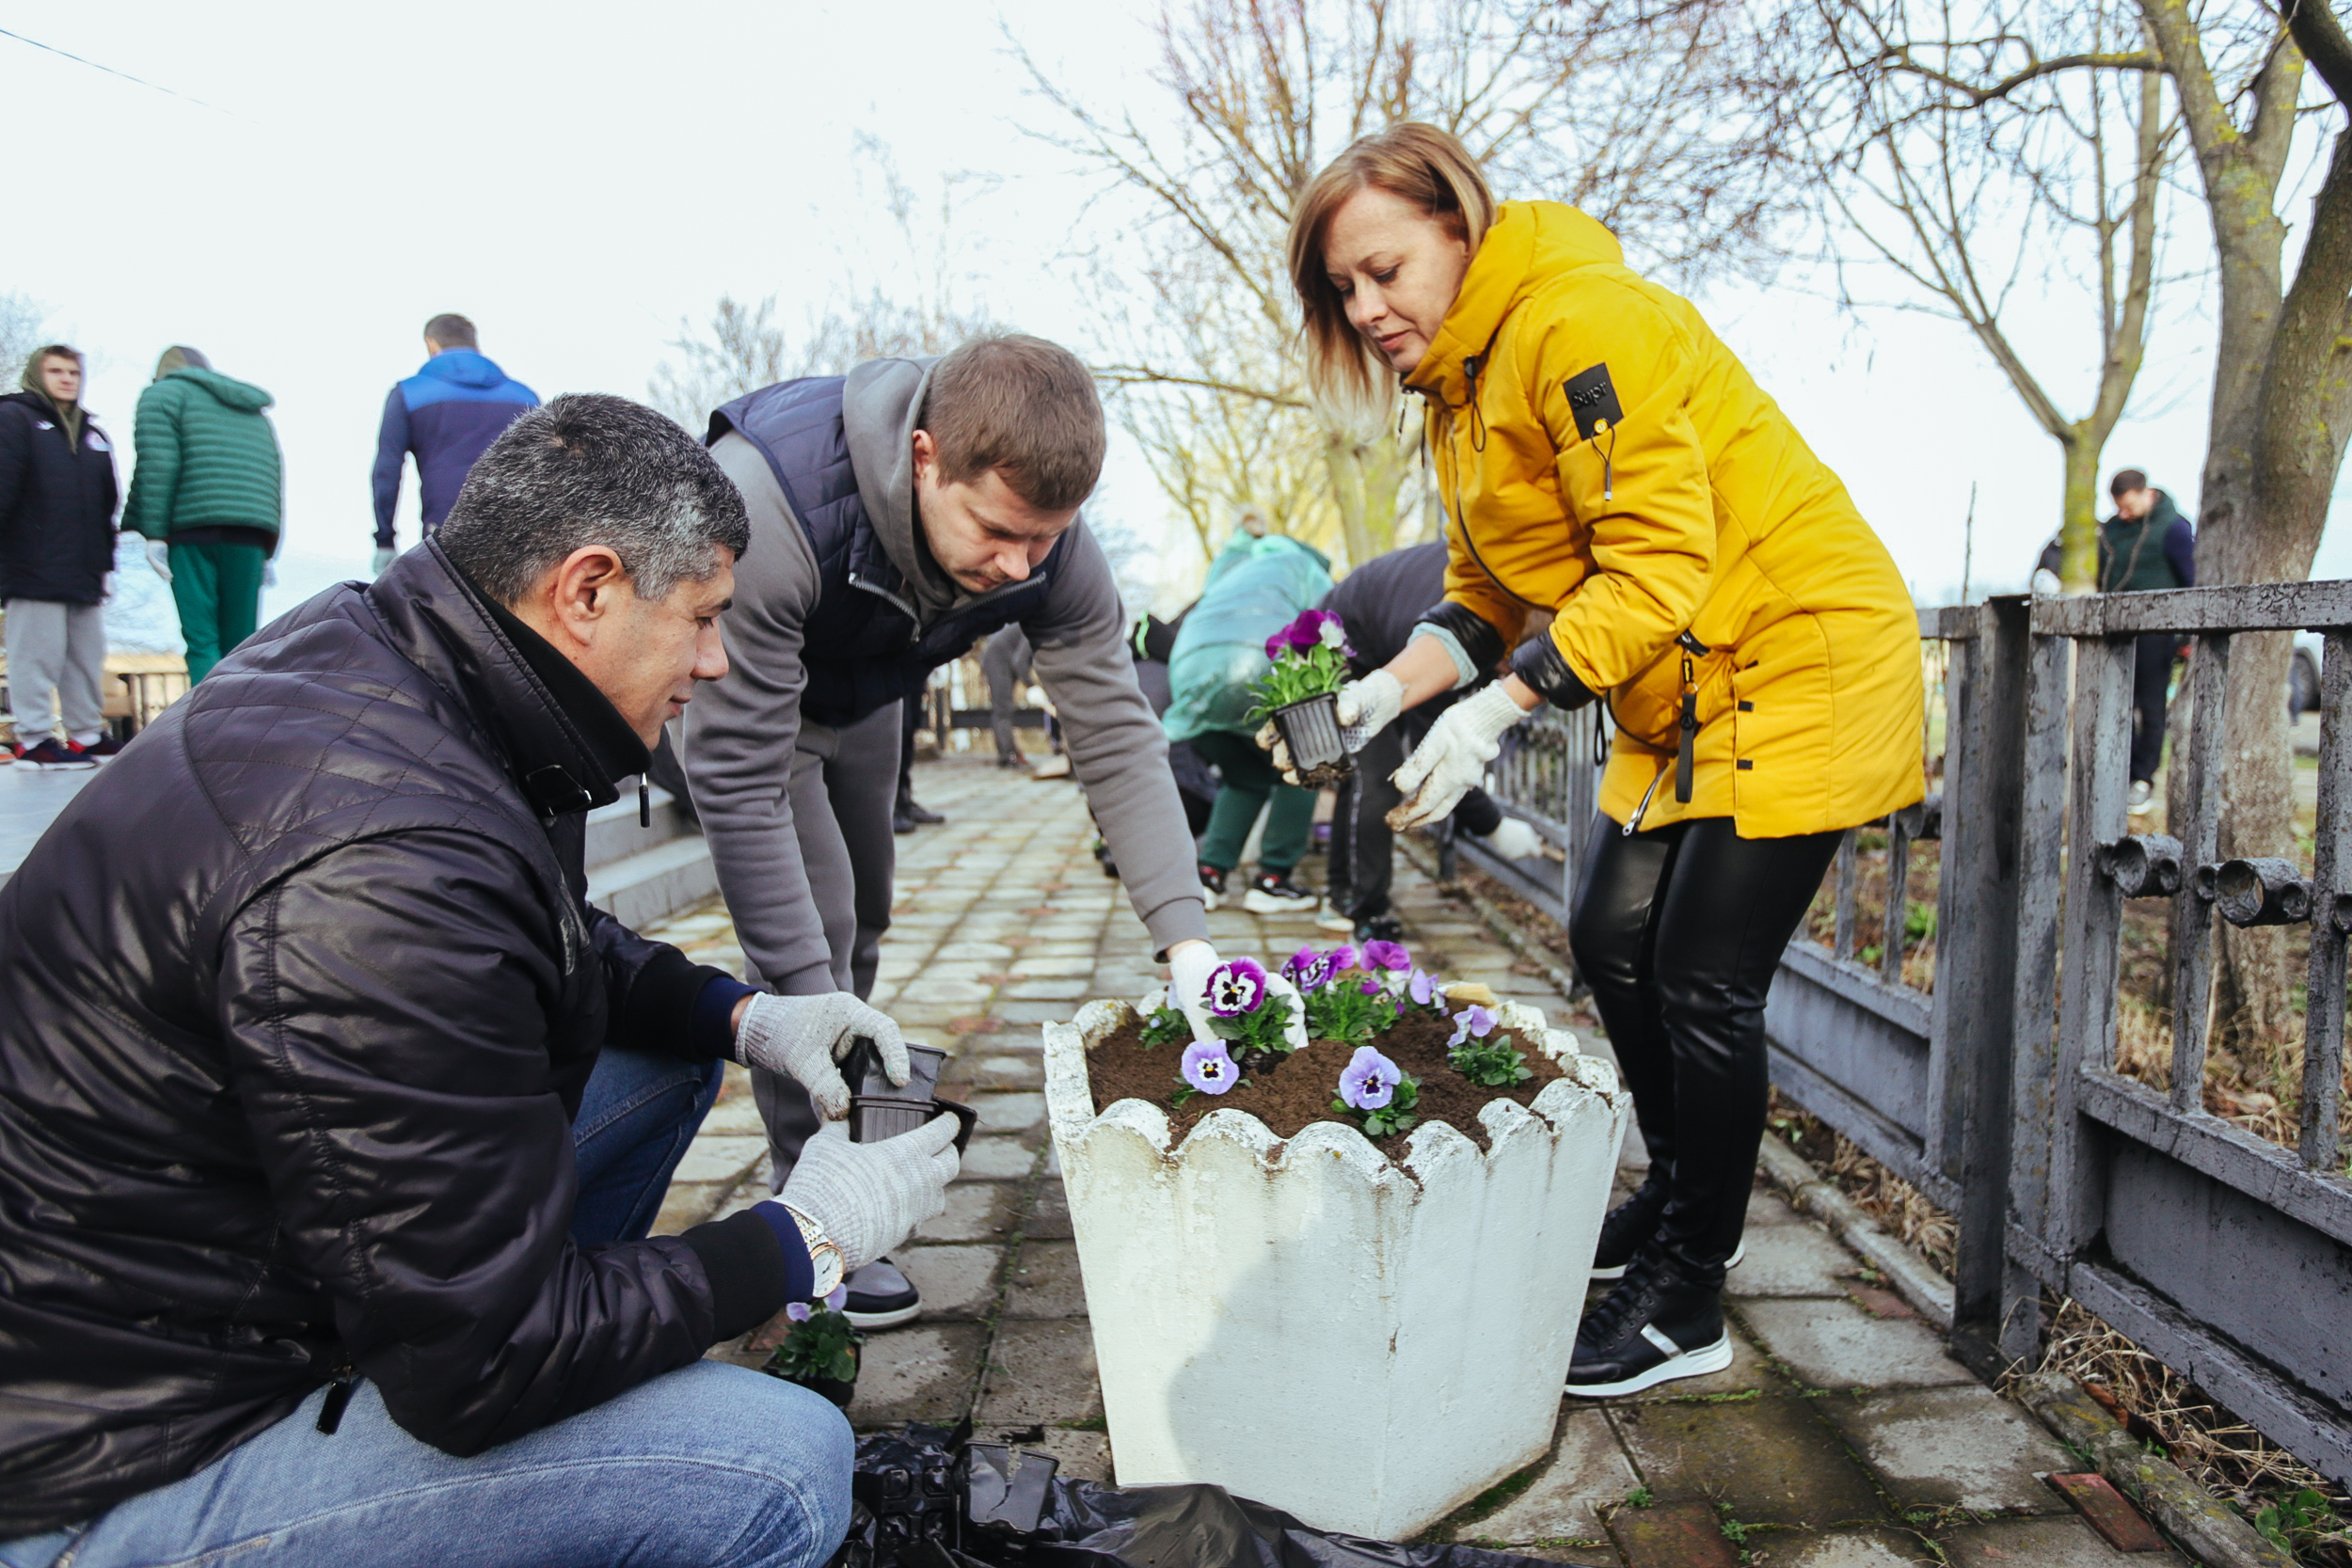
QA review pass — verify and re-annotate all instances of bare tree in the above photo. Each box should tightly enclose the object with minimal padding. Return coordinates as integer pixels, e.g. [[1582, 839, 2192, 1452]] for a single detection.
[[1013, 0, 1799, 572], [2132, 0, 2352, 1048], [0, 293, 48, 383], [649, 136, 1000, 429], [1793, 0, 2173, 592]]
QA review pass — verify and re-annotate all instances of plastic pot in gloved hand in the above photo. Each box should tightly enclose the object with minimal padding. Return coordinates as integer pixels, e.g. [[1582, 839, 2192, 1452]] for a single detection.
[[1039, 997, 1628, 1539], [1269, 692, 1352, 788]]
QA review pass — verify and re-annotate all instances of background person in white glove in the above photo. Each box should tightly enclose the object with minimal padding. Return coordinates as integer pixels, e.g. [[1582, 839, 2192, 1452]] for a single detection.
[[1166, 941, 1311, 1052]]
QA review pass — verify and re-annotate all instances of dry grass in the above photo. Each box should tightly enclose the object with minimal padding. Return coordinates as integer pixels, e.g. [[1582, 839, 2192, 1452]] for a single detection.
[[1765, 1096, 1956, 1279], [2018, 1300, 2352, 1566]]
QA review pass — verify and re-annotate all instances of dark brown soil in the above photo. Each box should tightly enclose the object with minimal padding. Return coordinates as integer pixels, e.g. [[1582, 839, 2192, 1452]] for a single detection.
[[1084, 1006, 1565, 1151]]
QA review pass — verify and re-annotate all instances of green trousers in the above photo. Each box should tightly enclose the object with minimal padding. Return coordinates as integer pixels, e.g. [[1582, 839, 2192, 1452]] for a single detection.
[[1192, 728, 1316, 876], [168, 541, 265, 683]]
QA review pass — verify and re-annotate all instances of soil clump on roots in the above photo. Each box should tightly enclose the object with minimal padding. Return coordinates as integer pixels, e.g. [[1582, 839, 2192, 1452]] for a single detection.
[[1085, 1006, 1564, 1152]]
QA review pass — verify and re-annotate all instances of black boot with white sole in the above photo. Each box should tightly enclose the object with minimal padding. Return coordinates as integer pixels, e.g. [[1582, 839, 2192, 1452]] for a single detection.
[[1589, 1180, 1745, 1280], [1565, 1253, 1734, 1398]]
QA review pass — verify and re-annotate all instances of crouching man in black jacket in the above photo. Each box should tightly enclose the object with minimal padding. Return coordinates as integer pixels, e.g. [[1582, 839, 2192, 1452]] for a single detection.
[[0, 395, 960, 1568]]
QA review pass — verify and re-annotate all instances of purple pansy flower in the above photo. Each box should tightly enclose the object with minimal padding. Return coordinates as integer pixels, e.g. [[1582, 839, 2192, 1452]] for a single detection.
[[1280, 945, 1328, 990], [825, 1285, 849, 1312], [1448, 1004, 1499, 1047], [1338, 1046, 1403, 1110], [1407, 969, 1442, 1006], [1326, 943, 1359, 976], [1264, 608, 1353, 661], [1359, 979, 1382, 996], [1182, 1039, 1240, 1094], [786, 1301, 813, 1323], [1361, 939, 1410, 974], [1204, 958, 1267, 1017]]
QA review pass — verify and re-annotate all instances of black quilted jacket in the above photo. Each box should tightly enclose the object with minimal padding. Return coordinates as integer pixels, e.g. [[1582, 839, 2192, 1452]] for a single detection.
[[0, 543, 787, 1534]]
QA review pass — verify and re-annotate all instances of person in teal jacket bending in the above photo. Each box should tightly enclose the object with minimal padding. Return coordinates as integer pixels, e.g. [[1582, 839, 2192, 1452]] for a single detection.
[[121, 346, 284, 682], [1163, 518, 1332, 915]]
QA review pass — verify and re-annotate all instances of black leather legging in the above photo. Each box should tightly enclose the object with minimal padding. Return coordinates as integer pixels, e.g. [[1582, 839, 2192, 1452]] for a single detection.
[[1569, 815, 1843, 1286]]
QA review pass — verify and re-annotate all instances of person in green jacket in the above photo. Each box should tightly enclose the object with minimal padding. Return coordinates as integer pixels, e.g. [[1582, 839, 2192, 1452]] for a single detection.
[[122, 347, 284, 682]]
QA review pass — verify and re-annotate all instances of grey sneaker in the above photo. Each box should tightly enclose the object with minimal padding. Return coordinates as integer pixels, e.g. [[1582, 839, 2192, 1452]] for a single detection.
[[2128, 779, 2155, 816], [841, 1257, 921, 1330]]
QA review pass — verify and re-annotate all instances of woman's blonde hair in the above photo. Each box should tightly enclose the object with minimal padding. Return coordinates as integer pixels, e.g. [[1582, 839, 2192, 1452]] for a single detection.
[[1287, 122, 1496, 421]]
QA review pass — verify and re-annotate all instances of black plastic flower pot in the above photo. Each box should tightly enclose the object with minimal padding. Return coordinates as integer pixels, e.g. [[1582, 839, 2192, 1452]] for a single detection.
[[766, 1342, 859, 1409], [1273, 692, 1352, 789]]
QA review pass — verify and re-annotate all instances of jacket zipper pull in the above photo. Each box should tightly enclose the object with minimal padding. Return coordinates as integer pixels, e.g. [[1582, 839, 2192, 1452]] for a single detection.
[[1623, 768, 1665, 836], [317, 1369, 358, 1434], [639, 778, 651, 828], [1675, 650, 1698, 805]]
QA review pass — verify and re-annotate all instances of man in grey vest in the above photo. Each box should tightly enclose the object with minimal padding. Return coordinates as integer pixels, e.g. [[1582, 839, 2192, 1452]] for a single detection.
[[686, 335, 1240, 1325]]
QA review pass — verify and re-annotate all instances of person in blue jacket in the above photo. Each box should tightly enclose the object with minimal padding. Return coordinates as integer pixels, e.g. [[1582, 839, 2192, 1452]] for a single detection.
[[370, 314, 538, 574]]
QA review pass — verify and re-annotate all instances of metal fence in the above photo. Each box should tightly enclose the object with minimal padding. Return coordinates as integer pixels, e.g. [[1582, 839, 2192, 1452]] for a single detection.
[[1451, 585, 2352, 1488]]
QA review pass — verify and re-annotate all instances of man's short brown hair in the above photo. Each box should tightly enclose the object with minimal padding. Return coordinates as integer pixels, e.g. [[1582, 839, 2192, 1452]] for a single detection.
[[424, 313, 478, 350], [2110, 467, 2149, 499], [921, 335, 1104, 512]]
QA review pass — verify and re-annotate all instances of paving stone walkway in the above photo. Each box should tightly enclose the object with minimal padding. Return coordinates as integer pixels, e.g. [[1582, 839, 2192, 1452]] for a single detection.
[[641, 757, 2180, 1568]]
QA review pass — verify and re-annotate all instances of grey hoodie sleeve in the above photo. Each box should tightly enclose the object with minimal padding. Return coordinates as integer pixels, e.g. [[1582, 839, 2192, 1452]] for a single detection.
[[1027, 526, 1211, 958], [680, 434, 836, 995]]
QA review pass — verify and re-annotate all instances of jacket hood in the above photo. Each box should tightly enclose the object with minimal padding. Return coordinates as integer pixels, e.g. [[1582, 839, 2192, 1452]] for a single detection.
[[419, 348, 512, 389], [1407, 200, 1625, 410], [166, 365, 274, 412], [841, 355, 961, 620]]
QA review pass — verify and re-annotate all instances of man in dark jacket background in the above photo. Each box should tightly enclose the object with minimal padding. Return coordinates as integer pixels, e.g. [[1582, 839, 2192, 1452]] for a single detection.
[[370, 311, 539, 575], [2034, 468, 2195, 813], [121, 345, 284, 682], [0, 345, 117, 768], [0, 395, 957, 1567]]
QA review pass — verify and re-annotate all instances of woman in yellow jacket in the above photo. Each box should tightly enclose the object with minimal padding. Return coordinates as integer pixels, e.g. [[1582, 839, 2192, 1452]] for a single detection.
[[1281, 125, 1923, 1397]]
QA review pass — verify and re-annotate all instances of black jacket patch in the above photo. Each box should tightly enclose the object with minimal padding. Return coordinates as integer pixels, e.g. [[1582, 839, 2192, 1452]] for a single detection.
[[1564, 364, 1624, 442]]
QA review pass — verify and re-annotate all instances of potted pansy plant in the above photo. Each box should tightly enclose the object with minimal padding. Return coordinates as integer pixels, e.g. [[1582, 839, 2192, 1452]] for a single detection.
[[1040, 940, 1629, 1540], [761, 1286, 859, 1408], [1251, 608, 1354, 788]]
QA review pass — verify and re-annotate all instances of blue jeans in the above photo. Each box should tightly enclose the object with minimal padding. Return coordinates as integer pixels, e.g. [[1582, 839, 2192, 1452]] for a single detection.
[[0, 1049, 851, 1568]]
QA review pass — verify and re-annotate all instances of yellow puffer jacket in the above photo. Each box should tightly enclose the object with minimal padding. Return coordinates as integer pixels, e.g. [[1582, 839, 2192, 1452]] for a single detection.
[[1408, 201, 1924, 837]]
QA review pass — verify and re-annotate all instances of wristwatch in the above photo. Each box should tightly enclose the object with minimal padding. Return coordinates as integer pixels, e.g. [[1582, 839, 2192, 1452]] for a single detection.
[[784, 1204, 847, 1301]]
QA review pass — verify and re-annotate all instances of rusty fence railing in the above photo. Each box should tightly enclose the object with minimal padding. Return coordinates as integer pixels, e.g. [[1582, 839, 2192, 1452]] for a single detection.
[[1450, 586, 2352, 1487]]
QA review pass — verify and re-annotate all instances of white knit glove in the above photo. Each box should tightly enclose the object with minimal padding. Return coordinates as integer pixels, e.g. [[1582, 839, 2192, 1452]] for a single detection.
[[145, 540, 172, 583], [1167, 942, 1310, 1050], [1390, 682, 1529, 830], [1257, 670, 1406, 783], [780, 1119, 961, 1273], [373, 546, 395, 577], [262, 562, 278, 590], [735, 991, 910, 1117]]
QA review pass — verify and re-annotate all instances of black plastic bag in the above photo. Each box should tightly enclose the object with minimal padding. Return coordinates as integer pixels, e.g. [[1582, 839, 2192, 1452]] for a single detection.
[[835, 1424, 1599, 1568]]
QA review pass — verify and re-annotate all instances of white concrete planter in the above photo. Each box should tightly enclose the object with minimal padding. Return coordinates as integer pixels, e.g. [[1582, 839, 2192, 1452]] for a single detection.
[[1041, 998, 1629, 1540]]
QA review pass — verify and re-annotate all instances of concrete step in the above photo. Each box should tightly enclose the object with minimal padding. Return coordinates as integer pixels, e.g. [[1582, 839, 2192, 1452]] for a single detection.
[[586, 832, 719, 930]]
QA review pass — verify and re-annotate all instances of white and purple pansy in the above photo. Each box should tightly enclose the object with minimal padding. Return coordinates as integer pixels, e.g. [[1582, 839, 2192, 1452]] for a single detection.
[[1448, 1004, 1499, 1047], [1182, 1039, 1240, 1094], [1338, 1045, 1403, 1111], [1205, 958, 1268, 1017]]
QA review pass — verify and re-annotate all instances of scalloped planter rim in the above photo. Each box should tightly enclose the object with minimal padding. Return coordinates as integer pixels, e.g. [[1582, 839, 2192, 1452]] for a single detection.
[[1041, 999, 1629, 1540]]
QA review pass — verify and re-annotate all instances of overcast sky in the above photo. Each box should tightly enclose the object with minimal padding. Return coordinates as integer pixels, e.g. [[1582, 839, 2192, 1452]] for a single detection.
[[7, 0, 2349, 652]]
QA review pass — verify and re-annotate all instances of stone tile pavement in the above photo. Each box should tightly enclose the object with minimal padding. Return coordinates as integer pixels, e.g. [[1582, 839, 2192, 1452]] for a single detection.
[[640, 757, 2178, 1568]]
